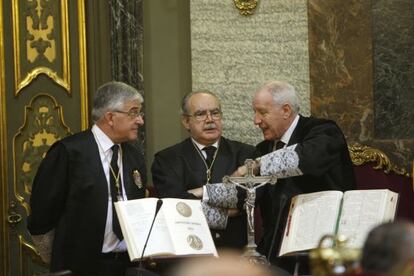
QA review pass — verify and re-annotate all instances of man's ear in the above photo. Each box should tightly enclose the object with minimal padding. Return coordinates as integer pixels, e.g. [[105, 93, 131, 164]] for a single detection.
[[104, 111, 114, 126], [181, 116, 190, 130], [282, 103, 292, 119]]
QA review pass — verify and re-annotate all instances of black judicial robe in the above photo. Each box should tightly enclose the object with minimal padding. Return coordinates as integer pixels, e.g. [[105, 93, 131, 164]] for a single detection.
[[151, 136, 256, 249], [27, 130, 147, 274], [256, 116, 356, 264]]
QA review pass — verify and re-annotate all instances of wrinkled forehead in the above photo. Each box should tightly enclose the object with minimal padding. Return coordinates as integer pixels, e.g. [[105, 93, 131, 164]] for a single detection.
[[187, 93, 220, 113], [119, 99, 142, 111], [253, 89, 274, 105]]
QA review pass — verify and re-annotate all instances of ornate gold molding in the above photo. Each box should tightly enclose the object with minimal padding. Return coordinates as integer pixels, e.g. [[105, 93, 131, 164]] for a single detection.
[[349, 143, 410, 178], [78, 0, 89, 130], [12, 0, 70, 94], [0, 1, 9, 275], [233, 0, 258, 16]]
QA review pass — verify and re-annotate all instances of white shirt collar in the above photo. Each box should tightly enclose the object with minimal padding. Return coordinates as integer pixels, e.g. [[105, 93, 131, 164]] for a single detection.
[[92, 124, 115, 153], [280, 114, 300, 145], [191, 138, 219, 151]]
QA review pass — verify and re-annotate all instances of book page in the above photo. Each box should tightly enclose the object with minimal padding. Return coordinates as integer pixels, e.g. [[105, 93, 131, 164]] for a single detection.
[[338, 189, 398, 248], [161, 198, 218, 257], [279, 191, 343, 256], [384, 191, 399, 222], [115, 198, 175, 261]]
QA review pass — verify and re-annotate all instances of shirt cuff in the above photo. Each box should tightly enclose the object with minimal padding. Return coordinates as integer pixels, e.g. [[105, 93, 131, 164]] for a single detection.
[[202, 185, 209, 202], [31, 229, 55, 264], [260, 144, 303, 178]]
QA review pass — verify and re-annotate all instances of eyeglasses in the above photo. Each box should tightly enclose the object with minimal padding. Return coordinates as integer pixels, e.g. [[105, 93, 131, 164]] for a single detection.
[[185, 109, 222, 121], [113, 109, 144, 118]]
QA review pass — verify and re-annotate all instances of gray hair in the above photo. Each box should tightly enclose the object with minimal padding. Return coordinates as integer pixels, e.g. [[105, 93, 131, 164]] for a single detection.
[[259, 80, 300, 114], [91, 81, 143, 123], [181, 91, 221, 115], [361, 221, 414, 273]]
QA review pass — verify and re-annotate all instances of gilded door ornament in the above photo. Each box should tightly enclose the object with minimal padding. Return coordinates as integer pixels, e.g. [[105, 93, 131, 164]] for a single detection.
[[233, 0, 258, 16], [13, 94, 71, 214], [12, 0, 70, 94], [7, 201, 22, 229], [349, 143, 410, 177]]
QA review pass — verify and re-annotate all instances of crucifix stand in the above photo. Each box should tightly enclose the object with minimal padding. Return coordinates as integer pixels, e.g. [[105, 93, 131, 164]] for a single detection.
[[223, 159, 277, 265]]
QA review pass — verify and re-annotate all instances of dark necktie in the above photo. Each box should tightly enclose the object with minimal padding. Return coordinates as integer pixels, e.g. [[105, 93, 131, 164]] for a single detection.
[[110, 144, 123, 240], [203, 146, 216, 166], [275, 141, 285, 151]]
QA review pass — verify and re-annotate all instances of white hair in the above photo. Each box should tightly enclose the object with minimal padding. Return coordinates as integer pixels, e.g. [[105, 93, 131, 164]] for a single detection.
[[259, 80, 300, 114], [91, 81, 143, 123]]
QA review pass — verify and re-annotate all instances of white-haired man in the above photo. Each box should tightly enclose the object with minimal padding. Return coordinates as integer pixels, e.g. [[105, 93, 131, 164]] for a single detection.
[[235, 80, 356, 272]]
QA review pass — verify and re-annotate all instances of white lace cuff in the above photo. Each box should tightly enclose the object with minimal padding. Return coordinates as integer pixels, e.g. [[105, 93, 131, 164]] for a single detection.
[[205, 183, 238, 208], [201, 202, 228, 230], [31, 229, 54, 264], [260, 144, 303, 178]]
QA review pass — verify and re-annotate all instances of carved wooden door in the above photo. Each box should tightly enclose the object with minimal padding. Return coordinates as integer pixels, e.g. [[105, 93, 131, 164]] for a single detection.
[[0, 0, 89, 275]]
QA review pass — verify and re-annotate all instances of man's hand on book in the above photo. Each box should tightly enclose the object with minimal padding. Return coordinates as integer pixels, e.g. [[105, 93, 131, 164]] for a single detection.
[[188, 187, 203, 198]]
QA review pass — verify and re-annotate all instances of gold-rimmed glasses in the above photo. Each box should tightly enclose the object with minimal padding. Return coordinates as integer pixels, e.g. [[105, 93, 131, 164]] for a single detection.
[[185, 109, 222, 121], [113, 109, 144, 118]]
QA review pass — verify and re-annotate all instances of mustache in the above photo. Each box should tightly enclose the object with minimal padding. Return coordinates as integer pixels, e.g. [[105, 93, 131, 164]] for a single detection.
[[204, 123, 216, 130]]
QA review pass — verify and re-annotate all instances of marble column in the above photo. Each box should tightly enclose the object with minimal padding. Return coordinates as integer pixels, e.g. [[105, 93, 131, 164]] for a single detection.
[[109, 0, 145, 149]]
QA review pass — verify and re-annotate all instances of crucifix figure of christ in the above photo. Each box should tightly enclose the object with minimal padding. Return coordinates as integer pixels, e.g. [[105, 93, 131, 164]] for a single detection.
[[223, 159, 277, 265]]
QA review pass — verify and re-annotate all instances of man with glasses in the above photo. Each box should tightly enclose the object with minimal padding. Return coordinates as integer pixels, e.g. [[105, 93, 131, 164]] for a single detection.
[[28, 81, 147, 276], [151, 91, 256, 249]]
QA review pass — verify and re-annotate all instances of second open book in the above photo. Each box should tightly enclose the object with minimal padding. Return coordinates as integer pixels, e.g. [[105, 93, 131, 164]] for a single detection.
[[114, 198, 217, 262], [279, 189, 398, 256]]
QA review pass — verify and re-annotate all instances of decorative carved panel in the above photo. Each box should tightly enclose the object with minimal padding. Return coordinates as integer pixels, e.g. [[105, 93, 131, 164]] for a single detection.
[[12, 0, 70, 94], [13, 94, 71, 214]]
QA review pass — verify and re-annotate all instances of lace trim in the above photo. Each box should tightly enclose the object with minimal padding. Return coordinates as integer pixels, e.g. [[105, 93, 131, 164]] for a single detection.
[[260, 144, 303, 178], [31, 229, 54, 264], [201, 202, 228, 230], [205, 183, 238, 208]]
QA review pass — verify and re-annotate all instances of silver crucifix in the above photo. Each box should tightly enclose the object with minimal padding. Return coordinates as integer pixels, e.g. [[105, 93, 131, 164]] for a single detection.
[[223, 159, 277, 265]]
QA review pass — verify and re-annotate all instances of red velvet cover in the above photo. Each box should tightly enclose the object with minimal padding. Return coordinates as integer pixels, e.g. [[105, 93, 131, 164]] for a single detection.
[[353, 164, 414, 221]]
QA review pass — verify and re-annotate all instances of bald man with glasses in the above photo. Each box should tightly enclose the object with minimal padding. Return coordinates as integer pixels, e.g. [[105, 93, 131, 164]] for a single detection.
[[151, 91, 256, 250]]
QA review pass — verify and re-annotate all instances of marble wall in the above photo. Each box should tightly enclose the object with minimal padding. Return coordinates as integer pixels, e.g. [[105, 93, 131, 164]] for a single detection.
[[190, 0, 310, 146], [308, 0, 374, 140], [308, 0, 413, 172], [190, 0, 413, 172], [372, 0, 414, 139]]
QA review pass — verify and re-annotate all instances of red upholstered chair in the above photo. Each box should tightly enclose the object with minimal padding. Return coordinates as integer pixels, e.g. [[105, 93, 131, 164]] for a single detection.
[[349, 143, 414, 221]]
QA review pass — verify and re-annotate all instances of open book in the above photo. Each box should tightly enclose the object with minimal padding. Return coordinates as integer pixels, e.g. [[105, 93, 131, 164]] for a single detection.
[[114, 198, 218, 261], [279, 189, 398, 256]]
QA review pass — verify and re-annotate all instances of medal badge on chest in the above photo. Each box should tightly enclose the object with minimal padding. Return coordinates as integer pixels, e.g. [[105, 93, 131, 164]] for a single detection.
[[132, 170, 143, 189]]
